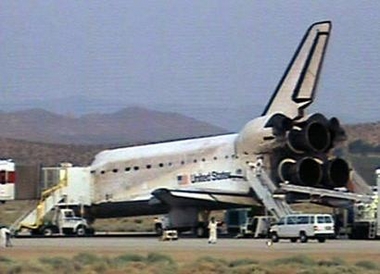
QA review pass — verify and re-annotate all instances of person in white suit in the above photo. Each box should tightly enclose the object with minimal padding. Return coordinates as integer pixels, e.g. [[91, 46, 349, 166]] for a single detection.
[[208, 217, 218, 244], [0, 226, 12, 247]]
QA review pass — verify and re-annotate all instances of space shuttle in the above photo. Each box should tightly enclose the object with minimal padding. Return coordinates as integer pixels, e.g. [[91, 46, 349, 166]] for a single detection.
[[88, 21, 349, 231]]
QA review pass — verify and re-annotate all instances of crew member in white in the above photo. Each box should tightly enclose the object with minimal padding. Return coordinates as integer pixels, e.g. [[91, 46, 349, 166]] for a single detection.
[[0, 226, 12, 247], [208, 217, 218, 244]]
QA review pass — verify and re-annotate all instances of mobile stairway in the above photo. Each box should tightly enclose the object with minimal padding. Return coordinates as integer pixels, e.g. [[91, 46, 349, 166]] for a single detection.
[[245, 162, 378, 239], [278, 173, 377, 240], [246, 164, 293, 220], [11, 164, 92, 236], [245, 164, 374, 220], [279, 183, 373, 204], [10, 165, 71, 234]]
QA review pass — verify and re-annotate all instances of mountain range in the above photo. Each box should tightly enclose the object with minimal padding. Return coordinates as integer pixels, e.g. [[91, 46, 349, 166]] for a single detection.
[[0, 107, 227, 145], [0, 107, 379, 146], [0, 107, 380, 145]]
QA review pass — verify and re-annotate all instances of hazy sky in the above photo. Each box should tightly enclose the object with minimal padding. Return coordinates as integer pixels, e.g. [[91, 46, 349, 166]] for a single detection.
[[1, 1, 379, 130]]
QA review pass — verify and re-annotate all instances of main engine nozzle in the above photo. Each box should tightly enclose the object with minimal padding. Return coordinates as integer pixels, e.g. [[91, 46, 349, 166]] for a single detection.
[[287, 114, 346, 154], [278, 157, 323, 187], [323, 158, 350, 188], [287, 114, 331, 153], [278, 157, 350, 189]]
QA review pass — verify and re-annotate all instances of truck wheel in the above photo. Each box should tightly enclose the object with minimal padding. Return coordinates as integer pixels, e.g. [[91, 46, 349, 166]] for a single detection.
[[270, 232, 279, 243], [31, 229, 42, 236], [155, 224, 163, 236], [300, 232, 308, 243], [76, 226, 86, 236], [317, 237, 326, 243], [43, 227, 54, 237]]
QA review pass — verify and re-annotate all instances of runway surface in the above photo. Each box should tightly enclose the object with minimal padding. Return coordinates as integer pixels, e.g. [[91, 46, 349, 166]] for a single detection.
[[4, 237, 380, 263]]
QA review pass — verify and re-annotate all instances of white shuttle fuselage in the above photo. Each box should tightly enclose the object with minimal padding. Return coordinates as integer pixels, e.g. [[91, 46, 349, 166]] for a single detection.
[[90, 134, 257, 218]]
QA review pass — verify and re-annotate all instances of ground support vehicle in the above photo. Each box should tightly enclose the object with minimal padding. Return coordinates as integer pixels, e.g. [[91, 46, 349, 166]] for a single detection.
[[222, 167, 295, 238], [347, 170, 379, 239], [38, 208, 94, 236], [278, 169, 380, 240], [0, 159, 16, 202], [238, 216, 275, 238], [154, 214, 210, 238], [11, 163, 94, 237], [160, 230, 178, 241], [269, 214, 335, 243]]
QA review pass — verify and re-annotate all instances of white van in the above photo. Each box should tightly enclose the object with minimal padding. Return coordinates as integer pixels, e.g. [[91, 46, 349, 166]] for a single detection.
[[269, 214, 335, 243]]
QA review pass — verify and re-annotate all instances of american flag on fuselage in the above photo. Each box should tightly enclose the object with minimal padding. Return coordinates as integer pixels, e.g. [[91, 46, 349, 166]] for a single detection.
[[177, 174, 190, 186]]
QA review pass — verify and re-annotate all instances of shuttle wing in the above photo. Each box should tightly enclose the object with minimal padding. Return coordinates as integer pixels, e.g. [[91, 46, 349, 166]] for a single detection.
[[262, 21, 331, 120], [151, 188, 256, 209]]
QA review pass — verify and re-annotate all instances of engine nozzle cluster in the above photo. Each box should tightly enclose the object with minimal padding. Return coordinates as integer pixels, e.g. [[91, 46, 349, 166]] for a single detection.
[[274, 113, 349, 189], [278, 156, 350, 188]]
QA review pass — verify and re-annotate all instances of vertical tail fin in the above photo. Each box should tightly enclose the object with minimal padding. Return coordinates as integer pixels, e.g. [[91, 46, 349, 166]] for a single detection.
[[262, 21, 332, 120]]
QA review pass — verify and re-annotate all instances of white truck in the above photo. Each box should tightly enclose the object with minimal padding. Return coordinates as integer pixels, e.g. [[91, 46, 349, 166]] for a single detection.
[[38, 208, 94, 236], [12, 164, 95, 237]]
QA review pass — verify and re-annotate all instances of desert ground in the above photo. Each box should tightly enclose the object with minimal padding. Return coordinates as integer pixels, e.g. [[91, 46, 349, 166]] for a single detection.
[[2, 237, 380, 263]]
